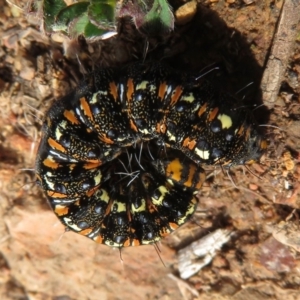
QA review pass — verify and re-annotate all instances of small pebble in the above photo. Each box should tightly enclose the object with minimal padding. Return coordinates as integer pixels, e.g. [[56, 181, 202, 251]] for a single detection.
[[20, 66, 35, 81], [249, 183, 258, 191], [175, 1, 197, 25], [243, 0, 255, 4]]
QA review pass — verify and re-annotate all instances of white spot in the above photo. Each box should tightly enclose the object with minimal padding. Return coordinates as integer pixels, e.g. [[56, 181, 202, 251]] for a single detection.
[[98, 90, 108, 96], [53, 198, 74, 204], [148, 84, 156, 92], [119, 83, 125, 102], [141, 237, 160, 245], [195, 148, 210, 160], [136, 81, 149, 90], [140, 128, 150, 135], [75, 107, 86, 125], [166, 85, 173, 96], [112, 201, 126, 212], [46, 180, 55, 190], [90, 91, 104, 104], [177, 198, 196, 224], [166, 129, 176, 142], [181, 93, 195, 103], [152, 185, 168, 205], [93, 170, 102, 185], [105, 240, 122, 247], [131, 198, 146, 213], [97, 189, 110, 203], [104, 150, 112, 157], [55, 128, 63, 141], [59, 120, 68, 129], [167, 179, 174, 186], [87, 228, 100, 239], [49, 149, 77, 162], [63, 217, 82, 232], [217, 114, 232, 129], [191, 103, 201, 113]]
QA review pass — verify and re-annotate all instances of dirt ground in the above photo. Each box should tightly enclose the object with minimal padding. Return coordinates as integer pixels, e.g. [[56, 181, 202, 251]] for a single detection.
[[0, 0, 300, 299]]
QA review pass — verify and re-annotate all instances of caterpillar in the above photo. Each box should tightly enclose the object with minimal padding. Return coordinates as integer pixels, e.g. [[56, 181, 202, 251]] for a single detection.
[[35, 61, 267, 247]]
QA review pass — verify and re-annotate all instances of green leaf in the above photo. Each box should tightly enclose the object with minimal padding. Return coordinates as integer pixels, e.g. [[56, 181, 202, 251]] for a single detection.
[[43, 0, 67, 31], [84, 19, 109, 37], [118, 0, 174, 36], [55, 2, 90, 30], [143, 0, 174, 33], [88, 0, 117, 29], [69, 13, 110, 38], [69, 13, 89, 37]]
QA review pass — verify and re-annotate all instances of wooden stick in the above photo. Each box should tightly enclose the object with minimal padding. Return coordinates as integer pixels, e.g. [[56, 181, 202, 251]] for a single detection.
[[261, 0, 300, 109]]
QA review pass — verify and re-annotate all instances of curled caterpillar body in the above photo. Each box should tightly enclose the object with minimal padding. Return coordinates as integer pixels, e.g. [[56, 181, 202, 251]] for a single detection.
[[35, 61, 266, 247]]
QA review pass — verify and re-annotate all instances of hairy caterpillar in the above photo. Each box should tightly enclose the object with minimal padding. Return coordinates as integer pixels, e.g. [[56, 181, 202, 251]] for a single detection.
[[35, 62, 267, 247]]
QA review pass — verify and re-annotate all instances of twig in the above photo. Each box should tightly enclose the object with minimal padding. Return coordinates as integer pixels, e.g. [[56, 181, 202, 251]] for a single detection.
[[261, 0, 300, 109]]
